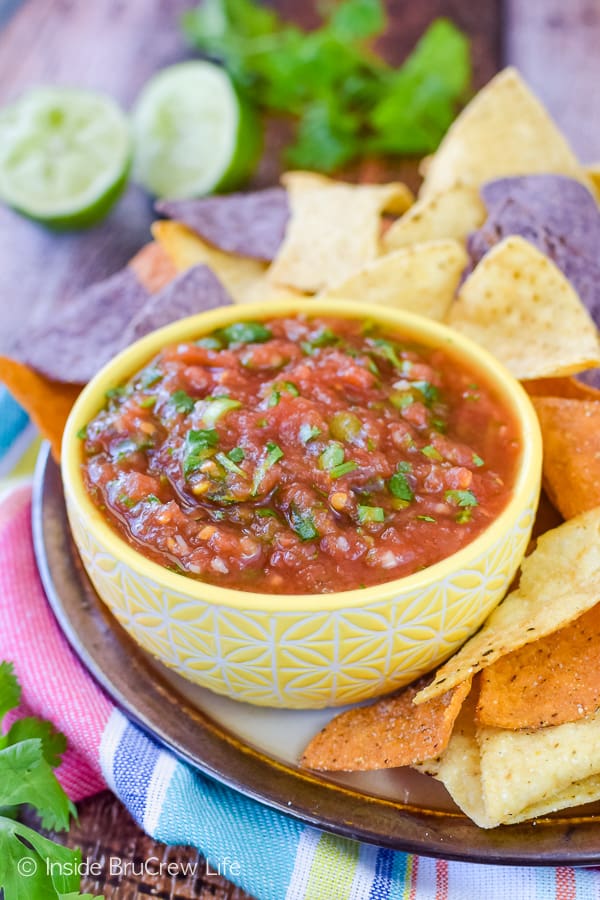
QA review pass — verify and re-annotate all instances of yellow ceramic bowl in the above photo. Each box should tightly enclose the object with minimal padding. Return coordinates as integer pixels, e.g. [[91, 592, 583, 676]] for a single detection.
[[62, 299, 542, 709]]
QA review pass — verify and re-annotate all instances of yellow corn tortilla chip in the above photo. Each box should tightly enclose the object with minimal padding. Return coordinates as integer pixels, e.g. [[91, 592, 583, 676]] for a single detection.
[[318, 240, 467, 321], [532, 397, 600, 520], [383, 183, 485, 252], [525, 376, 600, 402], [585, 163, 600, 202], [268, 172, 414, 293], [128, 241, 177, 294], [152, 220, 267, 304], [419, 691, 600, 827], [447, 236, 600, 380], [478, 710, 600, 824], [300, 676, 471, 772], [415, 507, 600, 704], [421, 68, 590, 198], [477, 602, 600, 729]]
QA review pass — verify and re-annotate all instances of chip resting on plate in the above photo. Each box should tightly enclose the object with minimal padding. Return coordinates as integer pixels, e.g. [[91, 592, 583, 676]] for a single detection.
[[318, 239, 467, 321], [421, 67, 589, 198], [447, 236, 600, 380], [383, 182, 485, 252], [156, 187, 290, 262], [477, 602, 600, 729], [530, 397, 600, 519], [524, 376, 600, 401], [415, 507, 600, 704], [268, 172, 413, 293], [301, 676, 471, 772], [152, 220, 267, 303]]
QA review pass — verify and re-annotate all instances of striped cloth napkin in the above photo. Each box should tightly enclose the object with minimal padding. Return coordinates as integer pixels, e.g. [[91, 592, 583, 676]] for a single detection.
[[1, 385, 598, 900]]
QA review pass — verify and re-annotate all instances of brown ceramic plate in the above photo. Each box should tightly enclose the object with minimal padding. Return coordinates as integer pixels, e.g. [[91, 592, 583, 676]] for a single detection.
[[32, 444, 600, 865]]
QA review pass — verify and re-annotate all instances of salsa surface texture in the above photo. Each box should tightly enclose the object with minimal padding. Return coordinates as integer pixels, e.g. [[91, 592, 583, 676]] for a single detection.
[[80, 315, 520, 594]]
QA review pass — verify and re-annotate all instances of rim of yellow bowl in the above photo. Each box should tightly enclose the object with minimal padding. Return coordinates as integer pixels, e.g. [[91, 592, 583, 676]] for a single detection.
[[61, 298, 542, 613]]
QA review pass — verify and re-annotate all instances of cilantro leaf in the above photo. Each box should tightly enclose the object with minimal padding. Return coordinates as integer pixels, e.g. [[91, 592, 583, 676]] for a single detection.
[[2, 718, 66, 769], [329, 0, 386, 42], [0, 739, 75, 831], [289, 505, 320, 541], [0, 662, 20, 722], [445, 489, 478, 508]]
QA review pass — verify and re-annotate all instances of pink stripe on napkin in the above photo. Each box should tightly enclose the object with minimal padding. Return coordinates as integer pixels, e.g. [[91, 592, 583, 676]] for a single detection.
[[0, 485, 109, 800]]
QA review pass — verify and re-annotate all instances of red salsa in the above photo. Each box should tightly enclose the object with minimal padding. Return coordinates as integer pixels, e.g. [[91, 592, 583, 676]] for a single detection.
[[80, 316, 520, 594]]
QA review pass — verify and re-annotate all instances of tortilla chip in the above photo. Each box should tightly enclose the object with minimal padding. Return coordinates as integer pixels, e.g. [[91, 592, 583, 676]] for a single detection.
[[156, 188, 290, 262], [531, 397, 600, 519], [525, 376, 600, 401], [419, 690, 600, 827], [585, 163, 600, 200], [448, 236, 600, 380], [415, 507, 600, 704], [0, 357, 80, 460], [268, 172, 414, 293], [478, 709, 600, 824], [383, 183, 485, 252], [128, 241, 177, 293], [318, 240, 467, 321], [415, 687, 497, 829], [477, 603, 600, 729], [152, 220, 267, 304], [11, 267, 150, 384], [124, 264, 233, 342], [421, 68, 589, 199], [301, 676, 471, 772]]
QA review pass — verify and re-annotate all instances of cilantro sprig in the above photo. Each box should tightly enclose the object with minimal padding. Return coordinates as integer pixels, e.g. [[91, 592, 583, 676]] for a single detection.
[[182, 0, 471, 172], [0, 662, 102, 900]]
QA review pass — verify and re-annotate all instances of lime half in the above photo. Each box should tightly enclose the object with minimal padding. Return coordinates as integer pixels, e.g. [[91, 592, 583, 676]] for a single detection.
[[0, 87, 131, 229], [132, 61, 262, 199]]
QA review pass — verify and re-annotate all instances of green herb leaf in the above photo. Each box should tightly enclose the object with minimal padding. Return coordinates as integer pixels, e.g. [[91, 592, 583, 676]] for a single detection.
[[389, 471, 414, 503], [183, 428, 219, 477], [289, 505, 320, 541], [329, 0, 386, 42], [445, 489, 478, 508], [357, 505, 385, 524], [472, 453, 485, 467], [251, 441, 284, 495], [412, 381, 440, 406], [216, 451, 247, 478], [228, 447, 245, 463], [216, 321, 273, 346], [76, 425, 87, 440], [105, 385, 126, 401], [416, 514, 436, 522], [172, 390, 196, 414], [422, 444, 443, 461], [139, 368, 163, 388], [456, 508, 472, 524]]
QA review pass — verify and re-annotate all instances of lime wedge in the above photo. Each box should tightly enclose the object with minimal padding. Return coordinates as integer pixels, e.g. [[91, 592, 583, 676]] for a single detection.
[[132, 61, 262, 199], [0, 87, 131, 229]]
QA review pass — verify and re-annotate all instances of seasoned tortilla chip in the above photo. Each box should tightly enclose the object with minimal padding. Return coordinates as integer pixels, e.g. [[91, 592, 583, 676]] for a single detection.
[[268, 172, 413, 293], [152, 220, 267, 304], [448, 236, 600, 380], [383, 183, 485, 252], [0, 358, 80, 460], [477, 603, 600, 729], [301, 676, 470, 772], [525, 376, 600, 401], [415, 508, 600, 704], [531, 397, 600, 519], [156, 188, 290, 262], [318, 240, 467, 321], [478, 710, 600, 824], [421, 68, 589, 198], [128, 241, 177, 293]]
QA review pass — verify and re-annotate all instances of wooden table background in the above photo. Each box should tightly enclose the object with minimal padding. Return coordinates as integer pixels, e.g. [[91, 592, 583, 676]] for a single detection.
[[2, 0, 599, 897]]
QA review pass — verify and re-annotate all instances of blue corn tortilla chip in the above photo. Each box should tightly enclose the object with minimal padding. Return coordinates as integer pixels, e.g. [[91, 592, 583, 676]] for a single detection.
[[156, 188, 290, 262], [124, 264, 233, 342], [468, 175, 600, 326], [10, 263, 233, 384]]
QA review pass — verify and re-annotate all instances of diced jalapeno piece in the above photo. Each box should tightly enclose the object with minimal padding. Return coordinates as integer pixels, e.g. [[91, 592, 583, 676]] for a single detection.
[[330, 410, 361, 442]]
